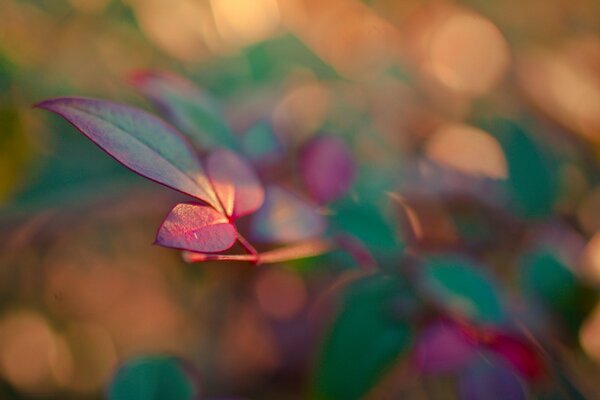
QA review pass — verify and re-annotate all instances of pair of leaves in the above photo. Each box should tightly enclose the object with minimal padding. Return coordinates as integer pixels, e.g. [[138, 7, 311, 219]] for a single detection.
[[36, 97, 264, 253]]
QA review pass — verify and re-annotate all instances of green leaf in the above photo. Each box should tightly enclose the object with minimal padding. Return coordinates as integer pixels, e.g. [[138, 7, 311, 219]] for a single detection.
[[483, 118, 558, 219], [331, 200, 402, 257], [423, 256, 504, 324], [108, 355, 197, 400], [313, 274, 412, 400], [520, 250, 596, 335]]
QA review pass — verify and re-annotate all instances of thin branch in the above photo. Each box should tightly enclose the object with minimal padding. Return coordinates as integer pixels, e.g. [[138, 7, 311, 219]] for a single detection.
[[182, 238, 334, 265]]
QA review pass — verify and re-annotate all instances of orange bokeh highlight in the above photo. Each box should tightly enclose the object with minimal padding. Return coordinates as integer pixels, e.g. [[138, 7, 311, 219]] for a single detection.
[[425, 123, 508, 179]]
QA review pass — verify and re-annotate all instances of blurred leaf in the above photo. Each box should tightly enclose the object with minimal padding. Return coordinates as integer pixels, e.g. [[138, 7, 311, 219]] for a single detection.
[[483, 118, 558, 219], [206, 148, 264, 219], [108, 355, 197, 400], [519, 250, 596, 335], [240, 120, 283, 166], [485, 332, 543, 382], [331, 199, 402, 259], [156, 202, 237, 253], [423, 256, 504, 324], [313, 274, 412, 400], [250, 185, 326, 243], [413, 320, 476, 374], [0, 107, 31, 205], [131, 71, 238, 150], [458, 354, 527, 400], [300, 134, 356, 204], [35, 97, 222, 211]]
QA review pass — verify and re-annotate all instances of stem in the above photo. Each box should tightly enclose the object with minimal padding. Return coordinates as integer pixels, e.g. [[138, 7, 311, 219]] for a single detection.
[[236, 232, 258, 256], [257, 239, 334, 265], [182, 238, 334, 265], [183, 252, 258, 263]]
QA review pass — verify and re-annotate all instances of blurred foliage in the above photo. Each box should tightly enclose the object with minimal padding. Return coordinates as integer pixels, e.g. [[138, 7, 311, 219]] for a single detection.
[[0, 0, 600, 399]]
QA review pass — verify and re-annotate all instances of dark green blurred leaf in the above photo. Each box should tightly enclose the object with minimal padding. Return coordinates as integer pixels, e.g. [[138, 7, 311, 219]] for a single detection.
[[331, 199, 402, 258], [313, 274, 412, 400], [519, 250, 596, 335], [483, 118, 558, 219], [108, 355, 197, 400], [423, 256, 504, 324]]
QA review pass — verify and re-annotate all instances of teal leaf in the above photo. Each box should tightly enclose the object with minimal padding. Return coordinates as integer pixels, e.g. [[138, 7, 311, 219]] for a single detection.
[[519, 250, 596, 335], [483, 118, 558, 219], [108, 355, 198, 400], [423, 256, 504, 324], [313, 274, 412, 400]]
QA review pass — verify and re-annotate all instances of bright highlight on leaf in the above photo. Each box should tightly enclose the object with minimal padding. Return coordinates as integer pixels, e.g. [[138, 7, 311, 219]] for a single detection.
[[300, 134, 356, 204], [206, 148, 264, 219], [156, 202, 237, 253], [131, 70, 238, 150], [35, 97, 222, 211]]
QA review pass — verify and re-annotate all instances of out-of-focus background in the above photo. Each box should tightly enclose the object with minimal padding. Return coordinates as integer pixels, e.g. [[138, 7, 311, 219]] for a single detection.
[[1, 0, 600, 399]]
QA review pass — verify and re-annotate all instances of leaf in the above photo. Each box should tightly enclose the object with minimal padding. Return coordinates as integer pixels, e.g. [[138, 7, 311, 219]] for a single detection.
[[458, 355, 527, 400], [131, 70, 238, 150], [423, 256, 504, 324], [485, 332, 543, 382], [313, 274, 412, 400], [156, 202, 237, 253], [35, 97, 222, 211], [108, 355, 198, 400], [206, 148, 264, 219], [250, 185, 326, 243], [240, 120, 283, 166], [519, 250, 596, 335], [482, 118, 558, 219], [300, 135, 356, 204], [413, 320, 476, 374], [332, 200, 401, 256]]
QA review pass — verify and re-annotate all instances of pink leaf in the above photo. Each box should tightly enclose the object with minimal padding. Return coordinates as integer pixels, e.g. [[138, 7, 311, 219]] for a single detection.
[[156, 202, 237, 253], [300, 135, 356, 204], [35, 97, 222, 211], [206, 149, 264, 219], [413, 320, 476, 374], [250, 185, 326, 243]]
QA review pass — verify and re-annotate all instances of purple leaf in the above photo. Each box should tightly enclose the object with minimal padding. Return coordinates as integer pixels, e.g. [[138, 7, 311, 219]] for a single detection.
[[300, 135, 356, 204], [206, 149, 264, 219], [35, 97, 222, 211], [250, 185, 326, 243], [413, 321, 476, 374], [131, 70, 237, 150], [459, 355, 527, 400], [155, 202, 237, 253]]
